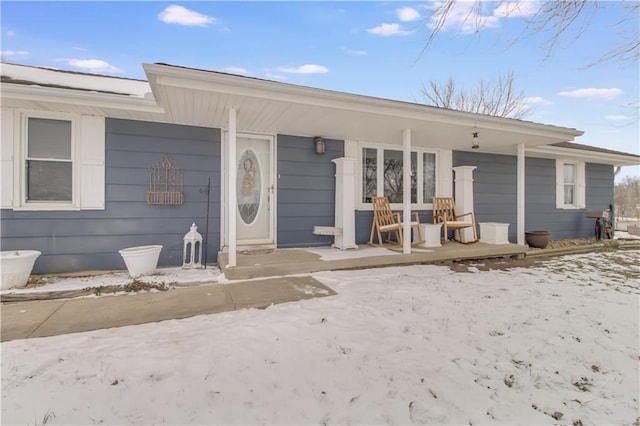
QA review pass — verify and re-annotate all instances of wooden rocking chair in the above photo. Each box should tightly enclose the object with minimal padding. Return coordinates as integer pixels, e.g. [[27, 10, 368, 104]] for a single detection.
[[368, 196, 424, 247], [432, 197, 478, 244]]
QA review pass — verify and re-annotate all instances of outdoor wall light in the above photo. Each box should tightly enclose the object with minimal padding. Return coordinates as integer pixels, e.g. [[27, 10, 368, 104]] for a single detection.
[[314, 136, 326, 155], [472, 132, 480, 149]]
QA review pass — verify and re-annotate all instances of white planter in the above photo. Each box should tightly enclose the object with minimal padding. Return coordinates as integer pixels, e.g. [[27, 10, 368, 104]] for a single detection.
[[0, 250, 41, 290], [118, 245, 162, 278], [480, 222, 510, 245], [414, 223, 443, 248]]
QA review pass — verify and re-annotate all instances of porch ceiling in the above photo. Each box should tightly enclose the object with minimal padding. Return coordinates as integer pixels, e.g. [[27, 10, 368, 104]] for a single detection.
[[144, 63, 584, 156]]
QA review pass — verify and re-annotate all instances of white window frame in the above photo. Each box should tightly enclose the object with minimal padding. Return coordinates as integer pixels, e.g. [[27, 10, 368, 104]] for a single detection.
[[356, 142, 440, 210], [555, 159, 586, 209], [6, 110, 106, 211]]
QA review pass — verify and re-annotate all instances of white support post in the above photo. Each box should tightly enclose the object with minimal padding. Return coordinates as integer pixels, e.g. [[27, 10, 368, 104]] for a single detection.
[[332, 157, 358, 249], [517, 143, 525, 245], [227, 107, 237, 267], [403, 129, 411, 254], [452, 166, 477, 242]]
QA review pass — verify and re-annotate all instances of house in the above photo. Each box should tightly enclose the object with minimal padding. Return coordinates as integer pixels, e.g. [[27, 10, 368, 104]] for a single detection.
[[1, 62, 639, 274]]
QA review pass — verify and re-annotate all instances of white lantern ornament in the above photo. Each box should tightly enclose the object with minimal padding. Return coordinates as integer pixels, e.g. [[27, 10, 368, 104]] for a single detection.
[[182, 223, 203, 269]]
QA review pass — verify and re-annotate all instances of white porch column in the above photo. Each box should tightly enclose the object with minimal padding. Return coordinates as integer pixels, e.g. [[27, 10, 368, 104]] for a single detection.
[[403, 129, 411, 254], [332, 157, 358, 249], [227, 107, 237, 267], [452, 166, 477, 242], [517, 143, 525, 245]]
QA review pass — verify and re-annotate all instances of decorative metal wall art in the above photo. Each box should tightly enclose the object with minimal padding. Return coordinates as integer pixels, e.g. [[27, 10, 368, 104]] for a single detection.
[[147, 155, 184, 205]]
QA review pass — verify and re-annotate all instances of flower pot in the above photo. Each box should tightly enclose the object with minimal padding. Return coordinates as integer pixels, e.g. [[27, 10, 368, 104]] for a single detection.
[[525, 231, 551, 249], [0, 250, 41, 290], [118, 245, 162, 278]]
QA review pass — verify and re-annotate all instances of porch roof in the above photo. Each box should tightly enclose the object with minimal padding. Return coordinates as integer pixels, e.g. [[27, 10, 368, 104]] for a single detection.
[[143, 63, 584, 156], [3, 62, 638, 166]]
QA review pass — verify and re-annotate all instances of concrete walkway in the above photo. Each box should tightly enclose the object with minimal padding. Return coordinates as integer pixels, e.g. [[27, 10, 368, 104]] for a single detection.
[[219, 241, 530, 280], [0, 276, 336, 343], [3, 239, 638, 343]]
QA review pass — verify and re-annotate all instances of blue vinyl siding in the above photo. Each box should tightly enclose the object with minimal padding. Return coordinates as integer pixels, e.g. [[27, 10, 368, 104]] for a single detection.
[[0, 118, 221, 274], [276, 135, 344, 248], [454, 152, 614, 241], [354, 151, 614, 245]]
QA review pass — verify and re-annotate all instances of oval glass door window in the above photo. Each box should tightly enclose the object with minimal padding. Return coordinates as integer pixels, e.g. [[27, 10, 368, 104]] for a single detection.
[[237, 149, 262, 224]]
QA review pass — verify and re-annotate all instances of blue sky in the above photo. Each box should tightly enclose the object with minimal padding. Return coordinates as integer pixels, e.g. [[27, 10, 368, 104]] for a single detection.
[[2, 1, 638, 180]]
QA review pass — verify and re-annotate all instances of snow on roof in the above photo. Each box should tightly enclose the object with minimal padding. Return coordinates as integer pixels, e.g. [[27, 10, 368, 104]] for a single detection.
[[0, 62, 152, 98]]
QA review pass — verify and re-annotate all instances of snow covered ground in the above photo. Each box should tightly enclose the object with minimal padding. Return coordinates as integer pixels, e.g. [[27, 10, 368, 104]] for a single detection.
[[0, 246, 401, 296], [2, 249, 639, 425]]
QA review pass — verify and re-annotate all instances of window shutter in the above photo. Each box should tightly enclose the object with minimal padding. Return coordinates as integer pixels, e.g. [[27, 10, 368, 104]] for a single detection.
[[79, 116, 105, 210], [555, 159, 564, 208], [1, 109, 14, 209]]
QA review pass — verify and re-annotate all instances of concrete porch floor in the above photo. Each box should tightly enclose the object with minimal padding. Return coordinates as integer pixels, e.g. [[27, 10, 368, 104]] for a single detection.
[[218, 242, 529, 280]]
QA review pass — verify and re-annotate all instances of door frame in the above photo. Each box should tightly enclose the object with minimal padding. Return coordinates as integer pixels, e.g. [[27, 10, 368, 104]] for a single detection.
[[221, 131, 277, 248]]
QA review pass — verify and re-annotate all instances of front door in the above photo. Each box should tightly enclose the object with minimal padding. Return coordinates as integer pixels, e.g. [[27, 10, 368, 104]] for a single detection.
[[234, 135, 274, 245]]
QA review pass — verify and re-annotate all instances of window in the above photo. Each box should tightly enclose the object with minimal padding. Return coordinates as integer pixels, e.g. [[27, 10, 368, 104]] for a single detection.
[[360, 145, 437, 208], [556, 159, 585, 209], [563, 162, 576, 205], [2, 110, 106, 211], [26, 117, 73, 202]]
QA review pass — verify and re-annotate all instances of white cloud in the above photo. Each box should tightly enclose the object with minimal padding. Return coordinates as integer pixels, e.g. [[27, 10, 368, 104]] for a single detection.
[[492, 1, 540, 18], [397, 6, 420, 22], [605, 115, 628, 121], [224, 66, 248, 75], [340, 46, 367, 56], [158, 5, 216, 27], [265, 71, 287, 81], [427, 0, 540, 34], [1, 50, 29, 58], [557, 88, 624, 100], [367, 23, 414, 36], [72, 46, 87, 52], [65, 59, 121, 73], [278, 64, 329, 74], [523, 96, 553, 105], [6, 30, 15, 37]]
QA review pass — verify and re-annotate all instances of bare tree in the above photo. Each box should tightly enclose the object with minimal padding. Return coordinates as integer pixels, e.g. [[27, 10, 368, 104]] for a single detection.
[[424, 0, 639, 65], [421, 71, 531, 119], [614, 175, 640, 219]]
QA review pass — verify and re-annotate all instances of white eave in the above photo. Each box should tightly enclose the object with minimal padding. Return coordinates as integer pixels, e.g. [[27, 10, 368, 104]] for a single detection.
[[8, 62, 630, 161], [527, 145, 640, 167], [143, 63, 584, 155], [1, 63, 166, 121]]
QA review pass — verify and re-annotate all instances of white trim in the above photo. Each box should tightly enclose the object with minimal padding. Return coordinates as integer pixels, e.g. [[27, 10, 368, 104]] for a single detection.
[[12, 110, 85, 211], [355, 141, 443, 210], [144, 63, 584, 141], [227, 108, 237, 267], [517, 143, 525, 245], [402, 129, 411, 254], [1, 108, 15, 208], [528, 145, 639, 167], [555, 159, 586, 209], [221, 130, 277, 249]]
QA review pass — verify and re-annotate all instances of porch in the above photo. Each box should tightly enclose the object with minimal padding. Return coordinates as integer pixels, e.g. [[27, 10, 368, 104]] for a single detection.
[[218, 242, 528, 280]]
